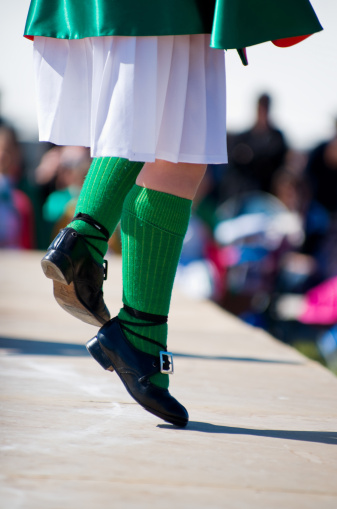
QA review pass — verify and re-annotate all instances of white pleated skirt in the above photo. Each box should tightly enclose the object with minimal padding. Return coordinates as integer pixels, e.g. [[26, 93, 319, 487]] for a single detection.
[[33, 34, 227, 164]]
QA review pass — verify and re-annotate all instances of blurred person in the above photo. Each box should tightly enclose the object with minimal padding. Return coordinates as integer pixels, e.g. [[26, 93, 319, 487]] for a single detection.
[[270, 166, 330, 293], [42, 146, 91, 225], [270, 167, 303, 212], [34, 145, 62, 198], [0, 173, 21, 248], [314, 217, 337, 282], [305, 123, 337, 217], [0, 125, 22, 185], [0, 124, 35, 249], [270, 165, 329, 242], [24, 0, 322, 427], [227, 93, 289, 195]]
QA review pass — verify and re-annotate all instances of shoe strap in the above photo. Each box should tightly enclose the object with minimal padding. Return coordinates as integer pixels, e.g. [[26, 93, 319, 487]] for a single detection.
[[72, 212, 110, 241], [118, 305, 168, 351], [72, 212, 110, 262], [123, 304, 167, 324]]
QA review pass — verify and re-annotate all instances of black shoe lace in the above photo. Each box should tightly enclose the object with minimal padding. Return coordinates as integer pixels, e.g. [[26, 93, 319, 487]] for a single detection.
[[72, 212, 110, 263], [119, 304, 168, 351]]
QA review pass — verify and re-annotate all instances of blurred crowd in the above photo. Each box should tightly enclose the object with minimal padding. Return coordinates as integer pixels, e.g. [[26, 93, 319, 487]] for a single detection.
[[177, 94, 337, 371], [1, 93, 337, 370]]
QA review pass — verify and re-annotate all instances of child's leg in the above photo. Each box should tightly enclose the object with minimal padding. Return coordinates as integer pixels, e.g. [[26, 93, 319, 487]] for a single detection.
[[86, 160, 206, 425], [41, 157, 143, 326], [87, 161, 206, 426], [69, 157, 143, 264], [118, 160, 206, 388]]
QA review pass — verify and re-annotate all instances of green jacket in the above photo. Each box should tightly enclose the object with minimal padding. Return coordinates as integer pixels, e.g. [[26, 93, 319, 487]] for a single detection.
[[24, 0, 322, 51]]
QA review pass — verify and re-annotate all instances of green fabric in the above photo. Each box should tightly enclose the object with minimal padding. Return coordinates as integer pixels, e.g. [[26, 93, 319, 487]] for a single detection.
[[69, 157, 143, 264], [24, 0, 322, 50], [119, 185, 192, 389], [24, 0, 215, 39], [211, 0, 323, 50], [43, 186, 79, 222]]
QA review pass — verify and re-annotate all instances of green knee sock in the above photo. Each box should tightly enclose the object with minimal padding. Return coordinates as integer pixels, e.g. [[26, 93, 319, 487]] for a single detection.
[[118, 185, 192, 389], [68, 157, 143, 264]]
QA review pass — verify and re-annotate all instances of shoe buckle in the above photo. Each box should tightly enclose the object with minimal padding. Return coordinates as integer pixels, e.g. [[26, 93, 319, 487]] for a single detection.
[[103, 259, 108, 280], [160, 351, 174, 374]]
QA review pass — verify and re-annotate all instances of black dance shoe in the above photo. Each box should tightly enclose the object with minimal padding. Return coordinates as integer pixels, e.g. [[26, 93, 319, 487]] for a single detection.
[[41, 213, 110, 326], [86, 316, 189, 427]]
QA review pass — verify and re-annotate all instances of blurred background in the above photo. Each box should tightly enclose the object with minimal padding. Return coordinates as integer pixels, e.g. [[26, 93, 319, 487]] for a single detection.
[[1, 0, 337, 373]]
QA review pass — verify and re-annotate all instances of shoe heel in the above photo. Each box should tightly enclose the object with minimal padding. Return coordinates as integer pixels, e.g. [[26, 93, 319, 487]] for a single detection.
[[86, 337, 114, 372], [41, 250, 73, 285]]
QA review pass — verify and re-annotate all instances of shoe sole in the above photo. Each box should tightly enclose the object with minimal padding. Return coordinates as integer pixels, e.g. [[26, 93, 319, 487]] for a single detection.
[[42, 258, 105, 327]]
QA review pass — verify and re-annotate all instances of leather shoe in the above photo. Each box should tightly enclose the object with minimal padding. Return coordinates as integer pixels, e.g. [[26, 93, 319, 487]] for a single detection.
[[41, 227, 110, 326], [86, 317, 189, 427]]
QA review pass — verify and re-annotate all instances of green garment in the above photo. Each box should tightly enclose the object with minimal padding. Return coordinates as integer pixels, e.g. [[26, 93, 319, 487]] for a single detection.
[[43, 187, 78, 223], [69, 157, 143, 264], [211, 0, 323, 49], [25, 0, 322, 50], [25, 0, 215, 40], [118, 185, 192, 389]]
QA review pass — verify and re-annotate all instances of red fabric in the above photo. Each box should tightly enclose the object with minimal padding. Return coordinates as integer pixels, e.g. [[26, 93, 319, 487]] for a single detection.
[[12, 190, 35, 249], [272, 34, 312, 47]]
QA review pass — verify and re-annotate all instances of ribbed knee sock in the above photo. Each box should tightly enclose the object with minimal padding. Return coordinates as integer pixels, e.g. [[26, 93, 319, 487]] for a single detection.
[[118, 185, 192, 389], [68, 157, 143, 264]]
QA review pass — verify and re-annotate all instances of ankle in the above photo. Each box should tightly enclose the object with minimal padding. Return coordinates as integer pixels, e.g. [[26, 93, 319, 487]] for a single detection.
[[67, 217, 109, 265], [117, 307, 169, 390]]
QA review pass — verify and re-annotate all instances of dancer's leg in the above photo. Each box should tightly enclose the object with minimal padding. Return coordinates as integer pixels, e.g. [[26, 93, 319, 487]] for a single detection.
[[136, 159, 207, 200], [41, 156, 143, 326], [118, 160, 207, 388], [68, 157, 143, 264]]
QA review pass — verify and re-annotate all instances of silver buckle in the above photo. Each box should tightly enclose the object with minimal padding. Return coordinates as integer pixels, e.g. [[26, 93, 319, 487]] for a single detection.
[[160, 351, 174, 374], [103, 259, 108, 280]]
